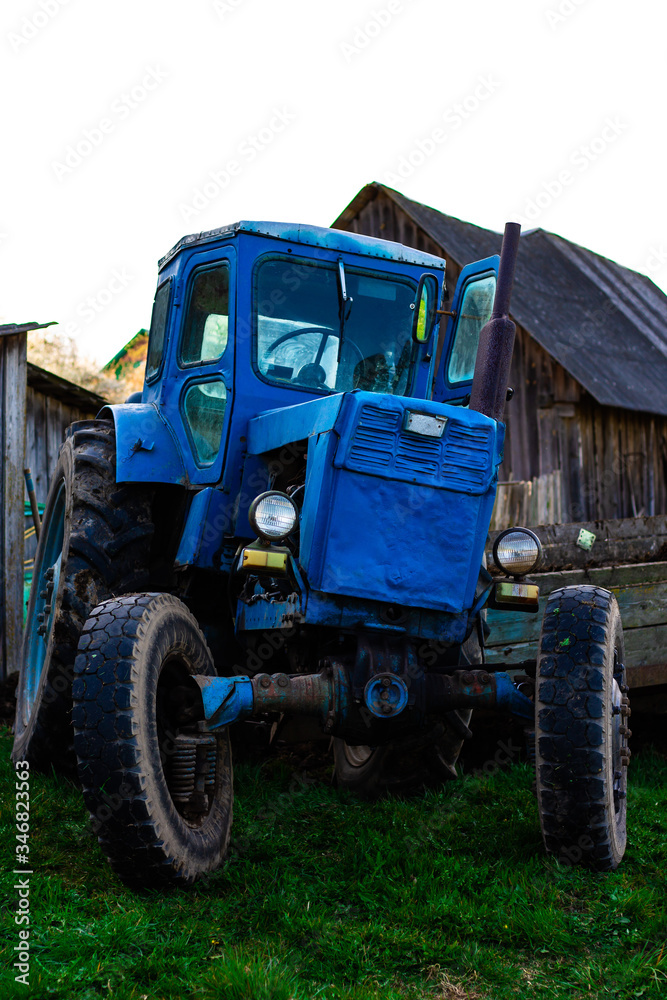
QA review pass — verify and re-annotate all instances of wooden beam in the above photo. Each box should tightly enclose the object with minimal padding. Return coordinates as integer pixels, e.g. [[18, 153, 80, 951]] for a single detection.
[[0, 331, 27, 678], [487, 514, 667, 573]]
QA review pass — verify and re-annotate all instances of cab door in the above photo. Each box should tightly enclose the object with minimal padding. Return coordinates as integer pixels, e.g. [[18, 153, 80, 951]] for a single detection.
[[433, 255, 499, 405], [168, 246, 236, 486]]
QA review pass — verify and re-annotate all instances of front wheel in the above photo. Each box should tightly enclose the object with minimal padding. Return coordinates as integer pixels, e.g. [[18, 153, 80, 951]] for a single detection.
[[73, 593, 233, 890], [535, 585, 629, 871]]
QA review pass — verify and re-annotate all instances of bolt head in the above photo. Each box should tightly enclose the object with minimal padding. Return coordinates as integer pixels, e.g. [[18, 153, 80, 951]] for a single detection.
[[259, 675, 271, 689], [381, 704, 392, 715]]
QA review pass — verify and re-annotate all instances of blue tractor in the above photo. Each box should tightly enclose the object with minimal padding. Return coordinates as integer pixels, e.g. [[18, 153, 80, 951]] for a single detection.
[[12, 220, 630, 888]]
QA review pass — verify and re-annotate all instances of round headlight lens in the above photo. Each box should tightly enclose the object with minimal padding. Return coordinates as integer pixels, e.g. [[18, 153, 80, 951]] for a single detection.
[[249, 491, 298, 541], [493, 528, 542, 576]]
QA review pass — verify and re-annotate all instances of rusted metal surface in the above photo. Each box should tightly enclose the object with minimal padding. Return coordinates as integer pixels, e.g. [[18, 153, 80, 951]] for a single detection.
[[251, 670, 334, 717], [469, 222, 521, 423]]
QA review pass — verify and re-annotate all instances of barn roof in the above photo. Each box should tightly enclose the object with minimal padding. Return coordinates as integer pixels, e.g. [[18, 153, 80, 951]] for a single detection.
[[333, 184, 667, 417], [27, 363, 107, 412]]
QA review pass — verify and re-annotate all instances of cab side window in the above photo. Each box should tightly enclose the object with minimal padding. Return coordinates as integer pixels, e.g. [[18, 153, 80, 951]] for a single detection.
[[145, 280, 171, 380], [180, 264, 230, 366], [183, 380, 227, 465], [447, 274, 496, 385]]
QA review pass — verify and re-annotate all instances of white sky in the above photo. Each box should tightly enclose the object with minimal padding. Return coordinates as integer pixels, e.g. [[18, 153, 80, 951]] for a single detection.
[[1, 0, 665, 366]]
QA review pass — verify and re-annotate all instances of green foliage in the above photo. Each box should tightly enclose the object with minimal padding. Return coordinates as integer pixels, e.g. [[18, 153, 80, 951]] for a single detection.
[[1, 727, 666, 999]]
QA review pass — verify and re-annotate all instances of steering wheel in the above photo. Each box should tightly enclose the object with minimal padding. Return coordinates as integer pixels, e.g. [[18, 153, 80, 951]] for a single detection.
[[267, 326, 365, 388]]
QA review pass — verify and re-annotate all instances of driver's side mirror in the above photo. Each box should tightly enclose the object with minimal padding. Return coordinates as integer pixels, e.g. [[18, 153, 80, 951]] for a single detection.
[[411, 273, 439, 343]]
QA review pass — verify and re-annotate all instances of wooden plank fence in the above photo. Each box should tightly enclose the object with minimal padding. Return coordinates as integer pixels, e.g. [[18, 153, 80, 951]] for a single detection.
[[0, 328, 28, 679], [490, 471, 563, 531]]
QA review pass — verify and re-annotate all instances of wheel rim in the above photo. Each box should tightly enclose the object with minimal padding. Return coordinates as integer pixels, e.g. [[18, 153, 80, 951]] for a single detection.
[[611, 650, 629, 818], [343, 744, 375, 768], [156, 656, 219, 826], [22, 479, 66, 726]]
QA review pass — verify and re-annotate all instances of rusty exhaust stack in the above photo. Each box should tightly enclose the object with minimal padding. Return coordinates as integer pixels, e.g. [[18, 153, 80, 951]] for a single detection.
[[469, 221, 521, 422]]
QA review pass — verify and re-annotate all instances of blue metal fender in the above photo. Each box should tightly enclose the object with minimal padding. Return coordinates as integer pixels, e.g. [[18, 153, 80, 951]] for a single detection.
[[98, 403, 188, 485]]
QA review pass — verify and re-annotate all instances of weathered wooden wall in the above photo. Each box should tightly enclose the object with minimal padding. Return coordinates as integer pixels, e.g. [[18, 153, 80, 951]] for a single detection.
[[341, 187, 667, 528], [25, 385, 88, 514], [21, 368, 103, 581], [502, 327, 667, 524], [0, 332, 27, 679], [1, 357, 104, 679]]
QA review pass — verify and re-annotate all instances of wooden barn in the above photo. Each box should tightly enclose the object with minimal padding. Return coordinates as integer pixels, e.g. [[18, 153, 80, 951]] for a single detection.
[[333, 183, 667, 529], [0, 322, 106, 679]]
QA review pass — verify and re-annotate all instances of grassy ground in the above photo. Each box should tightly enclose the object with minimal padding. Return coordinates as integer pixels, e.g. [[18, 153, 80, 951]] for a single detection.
[[1, 724, 666, 1000]]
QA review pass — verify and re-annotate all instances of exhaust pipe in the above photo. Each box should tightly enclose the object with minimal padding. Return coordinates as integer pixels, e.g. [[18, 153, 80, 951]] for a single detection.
[[469, 221, 521, 422]]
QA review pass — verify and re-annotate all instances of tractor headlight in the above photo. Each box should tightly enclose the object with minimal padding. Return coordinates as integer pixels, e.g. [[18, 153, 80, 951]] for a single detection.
[[249, 491, 298, 542], [493, 528, 542, 577]]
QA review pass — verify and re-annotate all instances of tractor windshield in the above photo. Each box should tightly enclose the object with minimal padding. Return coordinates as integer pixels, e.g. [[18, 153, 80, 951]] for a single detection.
[[254, 258, 417, 395]]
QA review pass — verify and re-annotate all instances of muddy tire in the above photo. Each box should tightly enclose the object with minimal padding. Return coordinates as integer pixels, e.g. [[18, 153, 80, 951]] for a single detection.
[[12, 420, 154, 772], [73, 593, 233, 890], [535, 585, 629, 871]]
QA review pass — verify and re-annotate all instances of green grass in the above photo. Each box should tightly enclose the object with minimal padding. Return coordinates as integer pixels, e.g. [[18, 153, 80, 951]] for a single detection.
[[1, 726, 666, 1000]]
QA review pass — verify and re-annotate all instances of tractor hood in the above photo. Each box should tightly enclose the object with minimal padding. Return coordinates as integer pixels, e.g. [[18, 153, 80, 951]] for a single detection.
[[248, 391, 504, 615]]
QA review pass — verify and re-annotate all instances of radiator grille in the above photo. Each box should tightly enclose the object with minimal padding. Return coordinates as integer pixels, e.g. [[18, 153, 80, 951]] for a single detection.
[[442, 424, 492, 488], [346, 404, 494, 491], [348, 405, 398, 470]]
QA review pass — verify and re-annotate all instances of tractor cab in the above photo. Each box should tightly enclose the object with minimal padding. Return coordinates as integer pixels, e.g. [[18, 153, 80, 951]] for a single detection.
[[122, 222, 496, 487]]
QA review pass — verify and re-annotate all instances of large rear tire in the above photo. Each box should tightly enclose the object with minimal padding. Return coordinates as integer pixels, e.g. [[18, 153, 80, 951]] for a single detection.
[[73, 593, 233, 890], [535, 585, 629, 871], [12, 420, 154, 772]]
